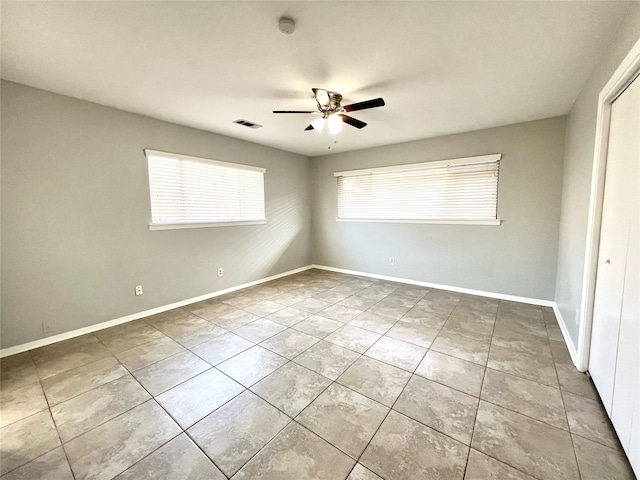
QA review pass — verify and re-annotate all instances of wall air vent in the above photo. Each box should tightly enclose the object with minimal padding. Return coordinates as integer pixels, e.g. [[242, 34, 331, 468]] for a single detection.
[[233, 119, 263, 129]]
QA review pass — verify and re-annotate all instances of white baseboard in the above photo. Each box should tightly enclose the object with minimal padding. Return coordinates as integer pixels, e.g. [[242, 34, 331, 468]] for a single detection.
[[1, 263, 565, 359], [0, 265, 313, 358], [311, 264, 556, 307], [552, 304, 580, 369]]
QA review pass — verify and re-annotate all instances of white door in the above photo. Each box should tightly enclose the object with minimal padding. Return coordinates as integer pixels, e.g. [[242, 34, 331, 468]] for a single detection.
[[589, 74, 640, 474]]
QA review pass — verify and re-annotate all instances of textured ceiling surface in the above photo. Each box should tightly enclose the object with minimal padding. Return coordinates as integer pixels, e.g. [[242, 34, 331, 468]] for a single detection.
[[1, 1, 633, 156]]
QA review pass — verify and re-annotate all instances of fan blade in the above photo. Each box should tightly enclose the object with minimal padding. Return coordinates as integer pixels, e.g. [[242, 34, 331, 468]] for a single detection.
[[273, 110, 315, 114], [339, 114, 367, 129], [312, 88, 330, 107], [343, 97, 385, 112], [304, 124, 314, 131]]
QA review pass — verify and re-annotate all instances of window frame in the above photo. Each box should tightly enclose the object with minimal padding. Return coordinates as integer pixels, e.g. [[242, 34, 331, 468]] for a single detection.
[[144, 149, 266, 231], [334, 153, 502, 226]]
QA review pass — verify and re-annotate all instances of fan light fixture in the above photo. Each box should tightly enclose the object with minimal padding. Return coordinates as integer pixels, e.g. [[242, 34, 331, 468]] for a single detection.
[[311, 113, 343, 134], [273, 88, 385, 133]]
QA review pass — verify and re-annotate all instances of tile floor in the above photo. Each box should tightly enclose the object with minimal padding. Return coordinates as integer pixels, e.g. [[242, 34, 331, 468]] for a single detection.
[[0, 269, 636, 480]]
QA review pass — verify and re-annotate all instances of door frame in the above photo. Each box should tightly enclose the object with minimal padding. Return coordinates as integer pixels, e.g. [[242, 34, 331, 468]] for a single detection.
[[578, 36, 640, 372]]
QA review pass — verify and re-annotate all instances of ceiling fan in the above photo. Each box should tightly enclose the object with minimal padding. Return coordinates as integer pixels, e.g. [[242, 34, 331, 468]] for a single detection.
[[273, 88, 385, 133]]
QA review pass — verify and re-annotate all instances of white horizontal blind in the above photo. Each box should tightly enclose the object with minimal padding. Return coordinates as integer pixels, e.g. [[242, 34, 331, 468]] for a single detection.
[[336, 157, 499, 221], [145, 150, 265, 225]]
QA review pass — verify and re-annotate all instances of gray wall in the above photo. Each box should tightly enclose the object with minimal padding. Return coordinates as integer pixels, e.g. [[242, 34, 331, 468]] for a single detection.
[[555, 5, 640, 350], [311, 117, 566, 301], [1, 81, 311, 348]]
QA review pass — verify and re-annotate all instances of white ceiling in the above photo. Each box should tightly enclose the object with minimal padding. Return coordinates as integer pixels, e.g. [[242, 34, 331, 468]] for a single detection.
[[1, 1, 633, 157]]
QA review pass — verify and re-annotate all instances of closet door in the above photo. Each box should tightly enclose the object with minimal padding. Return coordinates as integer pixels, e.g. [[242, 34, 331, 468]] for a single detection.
[[589, 74, 639, 475], [589, 75, 638, 414]]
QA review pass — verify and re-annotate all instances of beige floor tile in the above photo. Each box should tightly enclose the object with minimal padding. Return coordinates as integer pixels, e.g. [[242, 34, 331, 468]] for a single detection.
[[349, 311, 398, 334], [234, 318, 287, 343], [572, 434, 636, 480], [132, 351, 211, 396], [98, 323, 165, 354], [367, 299, 410, 320], [413, 299, 459, 317], [31, 335, 113, 379], [190, 332, 253, 365], [260, 329, 320, 359], [481, 368, 568, 430], [41, 356, 128, 406], [233, 422, 355, 479], [115, 336, 185, 372], [491, 327, 553, 359], [0, 381, 48, 428], [265, 306, 311, 326], [217, 346, 288, 387], [385, 321, 439, 348], [251, 362, 331, 417], [549, 339, 574, 365], [555, 363, 599, 399], [293, 340, 361, 380], [457, 295, 499, 313], [156, 368, 244, 428], [150, 315, 226, 348], [347, 464, 384, 480], [0, 447, 74, 480], [338, 296, 377, 311], [493, 317, 548, 339], [563, 391, 619, 448], [0, 353, 39, 393], [188, 390, 290, 477], [394, 375, 478, 445], [186, 301, 237, 321], [114, 433, 225, 480], [293, 297, 333, 314], [441, 315, 494, 342], [542, 306, 558, 325], [464, 449, 536, 480], [365, 336, 426, 372], [325, 325, 381, 354], [297, 383, 389, 458], [0, 410, 60, 475], [319, 304, 364, 323], [415, 350, 485, 397], [213, 309, 259, 330], [337, 357, 411, 407], [361, 410, 468, 480], [51, 375, 151, 443], [64, 400, 180, 480], [271, 293, 310, 307], [487, 344, 558, 388], [400, 308, 448, 329], [431, 331, 490, 365], [471, 401, 579, 480], [497, 302, 543, 321], [243, 300, 285, 317], [313, 289, 350, 303], [292, 315, 345, 338]]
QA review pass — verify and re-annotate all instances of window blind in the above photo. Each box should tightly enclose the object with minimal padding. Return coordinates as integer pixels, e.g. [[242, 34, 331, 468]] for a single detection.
[[335, 154, 500, 222], [145, 149, 265, 226]]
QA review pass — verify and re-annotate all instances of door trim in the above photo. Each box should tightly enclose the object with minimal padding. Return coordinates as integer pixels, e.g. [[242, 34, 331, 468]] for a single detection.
[[579, 37, 640, 372]]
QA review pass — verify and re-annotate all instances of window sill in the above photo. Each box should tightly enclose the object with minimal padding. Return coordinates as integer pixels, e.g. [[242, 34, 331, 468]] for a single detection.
[[335, 218, 501, 226], [149, 220, 267, 230]]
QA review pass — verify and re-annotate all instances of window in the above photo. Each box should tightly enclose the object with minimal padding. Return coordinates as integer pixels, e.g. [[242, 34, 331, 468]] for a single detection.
[[335, 154, 501, 225], [145, 149, 266, 230]]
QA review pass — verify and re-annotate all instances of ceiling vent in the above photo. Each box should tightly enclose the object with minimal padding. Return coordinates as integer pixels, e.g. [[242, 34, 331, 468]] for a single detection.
[[233, 119, 263, 129]]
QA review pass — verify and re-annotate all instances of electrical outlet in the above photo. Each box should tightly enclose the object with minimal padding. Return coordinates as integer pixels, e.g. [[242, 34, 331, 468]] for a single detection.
[[218, 268, 224, 277], [41, 321, 52, 334], [389, 257, 395, 265], [135, 285, 143, 296]]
